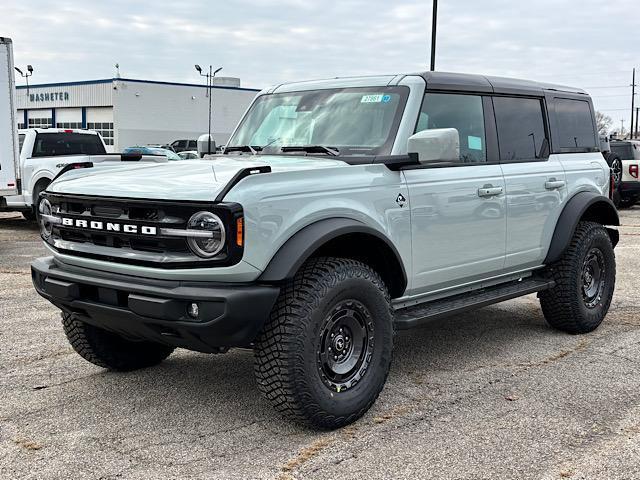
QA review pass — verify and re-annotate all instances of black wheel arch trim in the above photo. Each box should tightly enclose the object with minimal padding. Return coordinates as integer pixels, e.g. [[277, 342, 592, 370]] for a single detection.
[[544, 191, 620, 264], [258, 217, 408, 293]]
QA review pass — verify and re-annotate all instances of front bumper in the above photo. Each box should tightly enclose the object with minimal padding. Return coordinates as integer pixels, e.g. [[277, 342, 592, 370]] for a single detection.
[[32, 257, 280, 353]]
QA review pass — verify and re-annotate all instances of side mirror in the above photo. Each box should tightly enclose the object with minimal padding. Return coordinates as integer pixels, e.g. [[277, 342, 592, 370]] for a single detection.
[[197, 134, 216, 158], [407, 128, 460, 163]]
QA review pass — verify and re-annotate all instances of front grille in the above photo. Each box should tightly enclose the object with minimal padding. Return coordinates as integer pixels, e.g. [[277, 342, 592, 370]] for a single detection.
[[42, 193, 243, 268]]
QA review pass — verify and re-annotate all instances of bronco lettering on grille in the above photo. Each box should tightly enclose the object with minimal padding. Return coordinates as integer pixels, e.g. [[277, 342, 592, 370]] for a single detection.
[[60, 218, 157, 235]]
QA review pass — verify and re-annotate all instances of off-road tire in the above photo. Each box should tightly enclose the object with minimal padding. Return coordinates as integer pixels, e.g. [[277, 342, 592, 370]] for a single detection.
[[540, 221, 615, 334], [254, 257, 394, 429], [62, 313, 174, 371]]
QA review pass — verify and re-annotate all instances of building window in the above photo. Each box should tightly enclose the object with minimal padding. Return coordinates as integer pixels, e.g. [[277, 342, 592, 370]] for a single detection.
[[87, 122, 114, 146], [56, 122, 83, 130], [28, 117, 53, 128], [18, 123, 26, 129]]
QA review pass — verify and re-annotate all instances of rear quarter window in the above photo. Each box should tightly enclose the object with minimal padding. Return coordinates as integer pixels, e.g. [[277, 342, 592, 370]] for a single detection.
[[553, 98, 597, 153]]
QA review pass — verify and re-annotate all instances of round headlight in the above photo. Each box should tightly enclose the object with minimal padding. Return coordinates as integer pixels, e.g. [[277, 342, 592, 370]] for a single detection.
[[186, 211, 225, 258], [39, 199, 53, 239]]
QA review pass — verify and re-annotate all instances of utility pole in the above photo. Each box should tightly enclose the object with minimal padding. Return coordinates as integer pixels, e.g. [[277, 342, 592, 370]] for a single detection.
[[621, 119, 625, 138], [429, 0, 438, 71], [636, 107, 639, 139], [631, 68, 636, 141]]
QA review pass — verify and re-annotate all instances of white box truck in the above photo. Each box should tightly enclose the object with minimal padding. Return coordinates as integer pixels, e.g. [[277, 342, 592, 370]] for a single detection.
[[0, 36, 19, 203]]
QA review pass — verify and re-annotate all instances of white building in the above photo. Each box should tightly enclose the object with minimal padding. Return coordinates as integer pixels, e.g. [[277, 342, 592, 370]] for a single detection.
[[16, 77, 259, 152]]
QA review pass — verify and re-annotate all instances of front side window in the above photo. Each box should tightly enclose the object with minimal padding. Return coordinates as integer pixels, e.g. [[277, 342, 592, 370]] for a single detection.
[[554, 98, 597, 152], [227, 86, 409, 156], [493, 97, 547, 162], [416, 93, 487, 163]]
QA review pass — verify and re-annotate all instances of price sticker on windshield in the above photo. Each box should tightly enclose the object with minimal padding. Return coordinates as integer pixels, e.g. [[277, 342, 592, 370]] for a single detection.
[[361, 94, 384, 103]]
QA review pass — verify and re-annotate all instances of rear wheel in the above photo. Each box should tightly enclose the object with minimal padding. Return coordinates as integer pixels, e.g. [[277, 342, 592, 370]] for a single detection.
[[62, 313, 174, 371], [540, 222, 615, 334], [254, 257, 394, 429]]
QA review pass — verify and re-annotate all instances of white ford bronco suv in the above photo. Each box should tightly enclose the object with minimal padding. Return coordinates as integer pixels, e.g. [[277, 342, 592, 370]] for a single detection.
[[32, 72, 619, 429]]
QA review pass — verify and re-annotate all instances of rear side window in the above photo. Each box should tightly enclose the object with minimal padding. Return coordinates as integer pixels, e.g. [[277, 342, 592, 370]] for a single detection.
[[188, 140, 197, 149], [493, 97, 547, 162], [416, 93, 487, 163], [554, 98, 597, 152], [32, 133, 106, 157], [18, 134, 25, 155]]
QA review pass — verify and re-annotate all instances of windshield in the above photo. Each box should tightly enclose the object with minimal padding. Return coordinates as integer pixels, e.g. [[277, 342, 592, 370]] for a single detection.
[[227, 86, 409, 156]]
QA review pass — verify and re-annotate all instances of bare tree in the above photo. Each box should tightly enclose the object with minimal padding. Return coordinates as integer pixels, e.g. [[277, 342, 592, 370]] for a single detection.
[[595, 111, 613, 135]]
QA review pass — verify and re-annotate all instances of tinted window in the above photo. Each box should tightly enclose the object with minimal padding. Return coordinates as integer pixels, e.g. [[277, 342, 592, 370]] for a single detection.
[[18, 134, 25, 155], [554, 98, 596, 151], [493, 97, 547, 162], [416, 93, 486, 163], [610, 142, 634, 159], [32, 133, 107, 157], [189, 140, 197, 148]]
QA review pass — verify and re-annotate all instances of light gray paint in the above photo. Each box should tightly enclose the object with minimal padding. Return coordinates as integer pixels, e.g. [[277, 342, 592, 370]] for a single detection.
[[43, 73, 612, 300]]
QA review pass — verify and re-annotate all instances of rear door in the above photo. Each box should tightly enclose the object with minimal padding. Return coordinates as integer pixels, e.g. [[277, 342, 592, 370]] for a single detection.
[[496, 96, 567, 269], [404, 92, 506, 294]]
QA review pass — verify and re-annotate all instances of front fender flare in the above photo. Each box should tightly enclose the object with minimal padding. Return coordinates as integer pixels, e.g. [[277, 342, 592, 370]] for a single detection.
[[544, 192, 619, 264], [258, 217, 407, 289]]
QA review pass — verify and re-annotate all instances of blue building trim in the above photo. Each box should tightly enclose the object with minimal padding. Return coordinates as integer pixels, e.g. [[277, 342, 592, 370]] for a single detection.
[[51, 108, 56, 127], [81, 107, 87, 128], [16, 77, 260, 93]]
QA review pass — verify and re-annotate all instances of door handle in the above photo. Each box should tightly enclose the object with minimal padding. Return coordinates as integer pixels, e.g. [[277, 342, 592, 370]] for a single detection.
[[545, 179, 566, 190], [477, 185, 503, 197]]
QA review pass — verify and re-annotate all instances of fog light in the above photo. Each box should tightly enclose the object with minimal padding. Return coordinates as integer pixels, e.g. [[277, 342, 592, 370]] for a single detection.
[[187, 302, 199, 319]]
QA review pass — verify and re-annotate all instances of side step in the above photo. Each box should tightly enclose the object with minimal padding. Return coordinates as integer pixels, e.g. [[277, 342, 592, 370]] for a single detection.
[[394, 278, 555, 330]]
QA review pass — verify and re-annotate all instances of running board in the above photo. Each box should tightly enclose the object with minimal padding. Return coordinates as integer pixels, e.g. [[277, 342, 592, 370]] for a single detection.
[[394, 278, 555, 330]]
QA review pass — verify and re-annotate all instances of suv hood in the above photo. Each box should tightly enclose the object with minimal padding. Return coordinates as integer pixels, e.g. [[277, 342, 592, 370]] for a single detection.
[[48, 155, 348, 201]]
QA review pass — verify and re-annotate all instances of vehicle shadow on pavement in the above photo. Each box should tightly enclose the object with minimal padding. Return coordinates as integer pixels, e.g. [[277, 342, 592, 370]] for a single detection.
[[68, 298, 559, 431], [0, 213, 39, 232]]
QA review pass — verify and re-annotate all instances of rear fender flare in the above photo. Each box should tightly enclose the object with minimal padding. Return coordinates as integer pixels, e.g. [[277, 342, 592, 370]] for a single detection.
[[544, 192, 619, 264]]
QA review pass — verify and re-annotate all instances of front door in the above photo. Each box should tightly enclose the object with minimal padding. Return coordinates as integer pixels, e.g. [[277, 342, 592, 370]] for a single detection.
[[404, 92, 506, 295]]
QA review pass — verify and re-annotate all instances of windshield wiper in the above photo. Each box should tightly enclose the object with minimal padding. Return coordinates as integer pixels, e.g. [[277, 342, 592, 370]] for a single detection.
[[224, 145, 261, 155], [280, 145, 340, 156]]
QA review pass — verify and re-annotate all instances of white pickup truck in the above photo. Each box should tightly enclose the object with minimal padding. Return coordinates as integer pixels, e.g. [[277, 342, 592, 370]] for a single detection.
[[1, 128, 169, 220]]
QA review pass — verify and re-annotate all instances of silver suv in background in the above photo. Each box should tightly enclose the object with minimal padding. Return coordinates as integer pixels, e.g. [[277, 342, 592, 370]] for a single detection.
[[32, 72, 618, 429]]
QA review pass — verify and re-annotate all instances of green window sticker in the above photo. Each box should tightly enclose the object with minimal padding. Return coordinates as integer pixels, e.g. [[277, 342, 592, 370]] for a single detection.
[[468, 135, 482, 150]]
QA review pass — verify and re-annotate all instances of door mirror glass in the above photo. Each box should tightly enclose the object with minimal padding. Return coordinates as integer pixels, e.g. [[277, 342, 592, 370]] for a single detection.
[[407, 128, 460, 163]]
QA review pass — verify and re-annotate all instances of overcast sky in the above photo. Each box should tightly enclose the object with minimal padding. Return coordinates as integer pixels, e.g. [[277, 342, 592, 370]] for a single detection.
[[2, 0, 639, 131]]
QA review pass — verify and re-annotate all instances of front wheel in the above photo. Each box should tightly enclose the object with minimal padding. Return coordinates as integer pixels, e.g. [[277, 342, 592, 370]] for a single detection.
[[254, 257, 394, 429], [62, 313, 174, 371], [540, 222, 615, 334]]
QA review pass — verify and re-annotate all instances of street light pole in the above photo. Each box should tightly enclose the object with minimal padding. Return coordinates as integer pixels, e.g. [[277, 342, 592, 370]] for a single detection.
[[195, 64, 222, 154], [430, 0, 438, 71], [15, 64, 33, 96]]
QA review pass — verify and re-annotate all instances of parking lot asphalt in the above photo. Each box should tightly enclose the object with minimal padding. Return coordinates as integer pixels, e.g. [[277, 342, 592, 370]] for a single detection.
[[1, 209, 639, 480]]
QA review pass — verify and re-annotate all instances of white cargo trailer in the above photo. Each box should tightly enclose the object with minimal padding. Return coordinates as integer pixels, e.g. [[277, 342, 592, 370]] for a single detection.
[[0, 37, 19, 201]]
